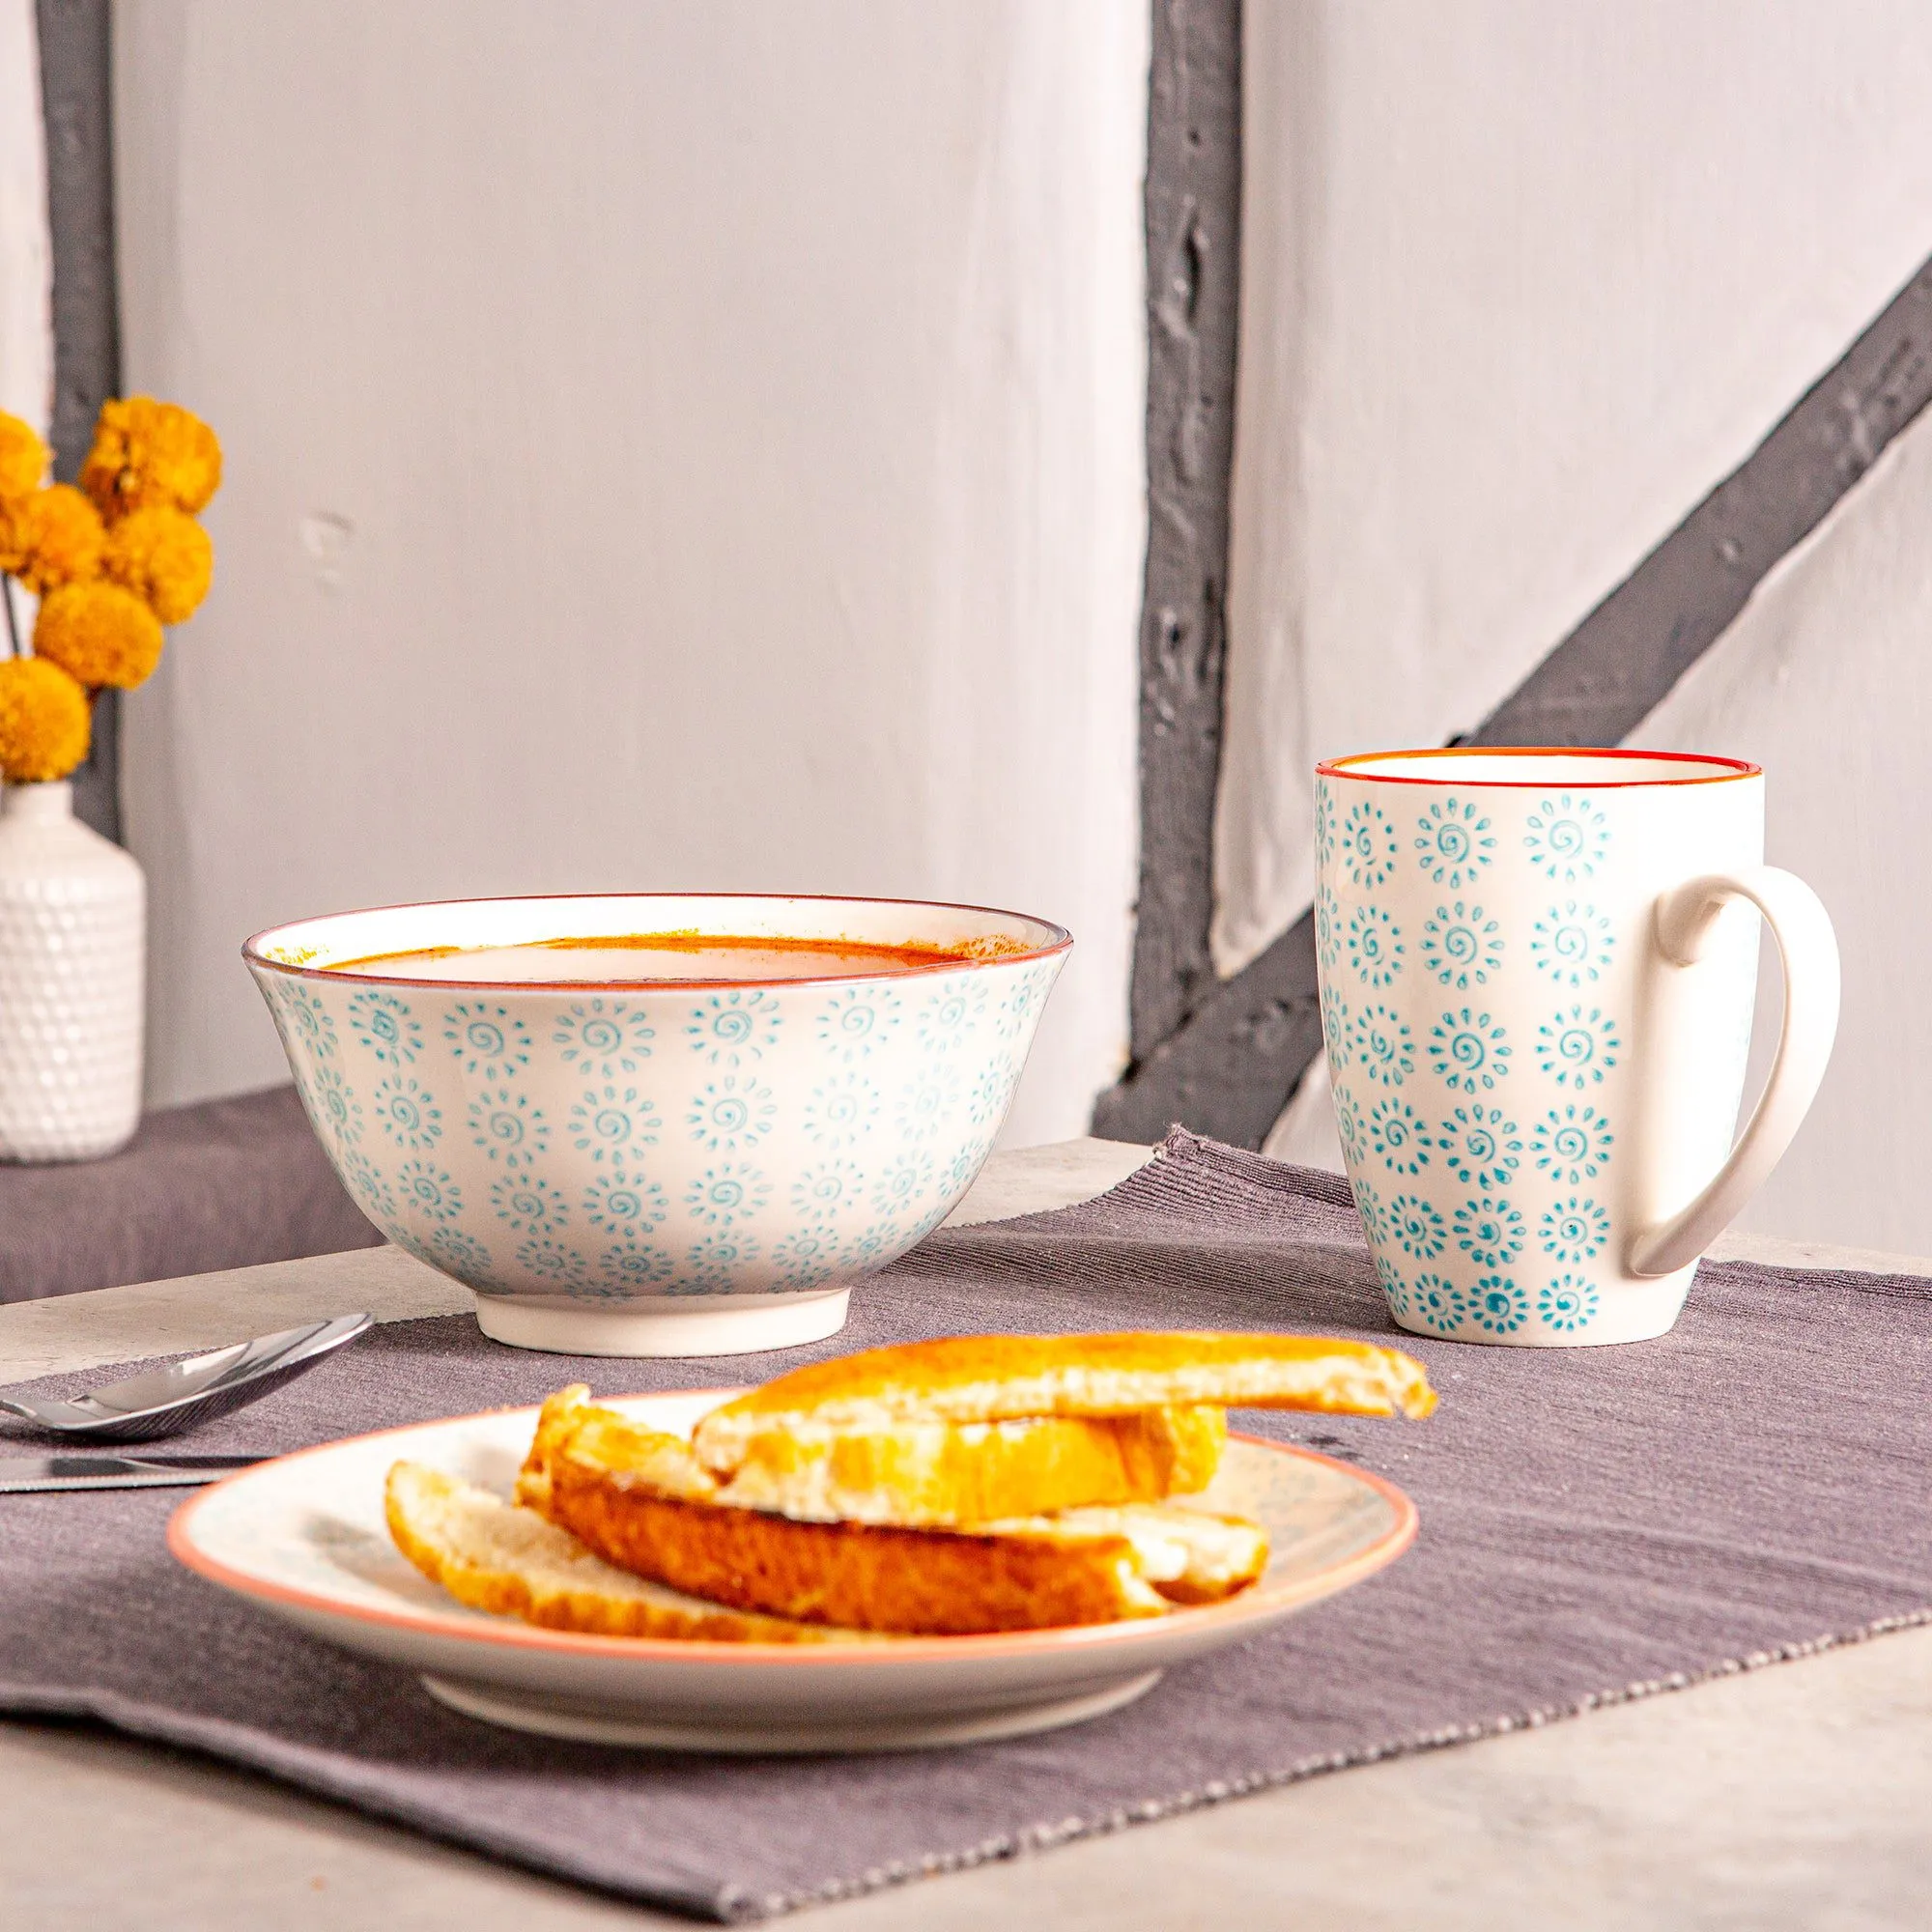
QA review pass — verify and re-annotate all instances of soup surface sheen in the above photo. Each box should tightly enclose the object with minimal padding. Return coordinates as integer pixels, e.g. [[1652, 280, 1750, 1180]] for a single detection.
[[328, 932, 1024, 984]]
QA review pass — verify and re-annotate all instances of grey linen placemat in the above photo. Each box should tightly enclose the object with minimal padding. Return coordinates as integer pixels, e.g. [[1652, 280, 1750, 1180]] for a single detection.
[[6, 1128, 1932, 1920], [0, 1085, 379, 1304]]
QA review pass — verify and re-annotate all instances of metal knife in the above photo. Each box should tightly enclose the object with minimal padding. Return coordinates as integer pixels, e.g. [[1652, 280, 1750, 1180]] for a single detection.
[[0, 1453, 270, 1493]]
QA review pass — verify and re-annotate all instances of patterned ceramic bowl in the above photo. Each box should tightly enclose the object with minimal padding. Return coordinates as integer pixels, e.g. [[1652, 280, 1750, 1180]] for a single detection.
[[244, 895, 1068, 1357]]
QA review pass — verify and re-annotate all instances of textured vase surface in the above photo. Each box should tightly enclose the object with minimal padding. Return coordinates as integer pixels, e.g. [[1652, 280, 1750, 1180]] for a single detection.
[[0, 780, 146, 1162]]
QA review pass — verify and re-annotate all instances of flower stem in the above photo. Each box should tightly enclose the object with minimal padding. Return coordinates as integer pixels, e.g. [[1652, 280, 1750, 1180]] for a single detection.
[[0, 578, 18, 657]]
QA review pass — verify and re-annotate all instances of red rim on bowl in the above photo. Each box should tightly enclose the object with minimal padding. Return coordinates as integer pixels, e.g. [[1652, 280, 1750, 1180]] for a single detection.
[[242, 891, 1075, 994], [166, 1400, 1419, 1670], [1317, 748, 1760, 788]]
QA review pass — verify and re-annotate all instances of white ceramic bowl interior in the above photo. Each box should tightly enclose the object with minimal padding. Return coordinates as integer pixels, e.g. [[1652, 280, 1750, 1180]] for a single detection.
[[245, 894, 1069, 1356]]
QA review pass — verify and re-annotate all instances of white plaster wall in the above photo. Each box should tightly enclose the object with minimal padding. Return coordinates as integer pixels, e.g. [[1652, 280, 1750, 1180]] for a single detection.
[[1232, 1, 1932, 1247], [1219, 0, 1932, 975], [112, 0, 1148, 1146], [1634, 408, 1932, 1250], [0, 0, 51, 432]]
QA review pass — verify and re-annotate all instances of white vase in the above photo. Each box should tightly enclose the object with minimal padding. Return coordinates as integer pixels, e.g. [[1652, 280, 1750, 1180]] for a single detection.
[[0, 781, 145, 1161]]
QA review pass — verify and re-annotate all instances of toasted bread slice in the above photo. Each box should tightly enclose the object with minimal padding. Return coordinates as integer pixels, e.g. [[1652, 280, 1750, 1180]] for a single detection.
[[518, 1389, 1268, 1634], [692, 1332, 1435, 1480], [385, 1460, 877, 1644], [520, 1379, 1224, 1528], [716, 1403, 1227, 1526], [515, 1386, 722, 1519]]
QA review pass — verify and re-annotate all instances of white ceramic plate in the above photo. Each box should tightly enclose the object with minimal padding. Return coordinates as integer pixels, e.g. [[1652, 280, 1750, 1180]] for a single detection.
[[169, 1393, 1417, 1753]]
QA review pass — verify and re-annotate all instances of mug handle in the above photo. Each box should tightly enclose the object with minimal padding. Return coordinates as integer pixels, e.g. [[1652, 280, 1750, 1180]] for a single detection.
[[1628, 867, 1840, 1277]]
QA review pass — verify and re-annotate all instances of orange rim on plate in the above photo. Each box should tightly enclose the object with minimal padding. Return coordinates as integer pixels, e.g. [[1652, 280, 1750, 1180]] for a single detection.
[[167, 1396, 1419, 1668], [242, 891, 1075, 995], [1318, 747, 1759, 788]]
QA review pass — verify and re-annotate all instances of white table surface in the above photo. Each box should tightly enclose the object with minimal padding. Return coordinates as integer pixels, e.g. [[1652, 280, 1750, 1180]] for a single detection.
[[5, 1137, 1929, 1930]]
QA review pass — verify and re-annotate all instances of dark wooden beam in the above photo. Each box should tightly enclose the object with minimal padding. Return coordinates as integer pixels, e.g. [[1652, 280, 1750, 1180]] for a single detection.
[[37, 0, 121, 842], [1123, 0, 1242, 1063], [1094, 905, 1320, 1150], [1096, 248, 1932, 1148]]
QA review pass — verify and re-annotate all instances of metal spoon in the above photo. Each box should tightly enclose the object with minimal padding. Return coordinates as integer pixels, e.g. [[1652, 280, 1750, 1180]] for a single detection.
[[0, 1312, 373, 1443]]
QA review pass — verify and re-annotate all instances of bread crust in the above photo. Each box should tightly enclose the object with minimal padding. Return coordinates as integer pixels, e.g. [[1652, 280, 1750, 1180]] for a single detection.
[[543, 1460, 1170, 1634], [693, 1331, 1436, 1478], [384, 1460, 872, 1644]]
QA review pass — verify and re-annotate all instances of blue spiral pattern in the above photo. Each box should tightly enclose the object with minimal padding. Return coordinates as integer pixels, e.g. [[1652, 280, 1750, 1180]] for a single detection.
[[1332, 1083, 1366, 1169], [1523, 794, 1608, 884], [1354, 1004, 1415, 1089], [814, 987, 903, 1063], [348, 991, 422, 1066], [285, 986, 339, 1060], [1345, 904, 1406, 987], [1428, 1008, 1512, 1094], [1539, 1273, 1599, 1332], [396, 1159, 463, 1224], [1366, 1096, 1433, 1175], [1413, 797, 1496, 890], [1408, 1271, 1462, 1335], [1321, 993, 1353, 1072], [686, 990, 783, 1067], [307, 1065, 362, 1146], [1419, 902, 1503, 989], [1534, 1006, 1621, 1090], [1529, 1104, 1613, 1184], [1316, 883, 1343, 972], [1453, 1196, 1525, 1268], [682, 1232, 764, 1294], [1529, 901, 1615, 987], [1540, 1196, 1610, 1264], [569, 1085, 662, 1165], [469, 1086, 551, 1170], [263, 952, 1057, 1304], [582, 1167, 668, 1240], [1350, 1178, 1386, 1248], [443, 1003, 532, 1081], [1461, 1273, 1528, 1335], [1373, 1250, 1410, 1319], [1306, 778, 1669, 1344], [491, 1174, 570, 1236], [1343, 800, 1401, 890], [1436, 1105, 1521, 1190], [553, 1001, 655, 1077], [1315, 781, 1337, 867], [686, 1075, 776, 1152], [1388, 1192, 1449, 1260], [373, 1075, 441, 1151]]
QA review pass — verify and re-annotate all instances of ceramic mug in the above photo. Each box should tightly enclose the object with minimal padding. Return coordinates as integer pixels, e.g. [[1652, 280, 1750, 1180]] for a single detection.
[[1315, 749, 1839, 1347]]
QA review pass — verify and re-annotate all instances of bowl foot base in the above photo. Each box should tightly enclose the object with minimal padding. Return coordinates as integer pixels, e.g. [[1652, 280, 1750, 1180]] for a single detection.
[[471, 1288, 849, 1358], [419, 1666, 1163, 1753]]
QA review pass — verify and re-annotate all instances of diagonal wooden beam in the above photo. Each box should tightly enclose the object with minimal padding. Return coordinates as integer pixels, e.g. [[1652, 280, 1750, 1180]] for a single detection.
[[1471, 256, 1932, 749], [1094, 903, 1321, 1150], [1095, 249, 1932, 1148]]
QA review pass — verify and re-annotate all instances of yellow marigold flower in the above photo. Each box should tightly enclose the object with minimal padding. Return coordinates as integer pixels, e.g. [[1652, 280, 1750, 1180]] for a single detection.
[[32, 581, 165, 691], [0, 656, 91, 783], [8, 484, 106, 597], [0, 412, 48, 501], [80, 396, 222, 521], [101, 504, 213, 624]]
